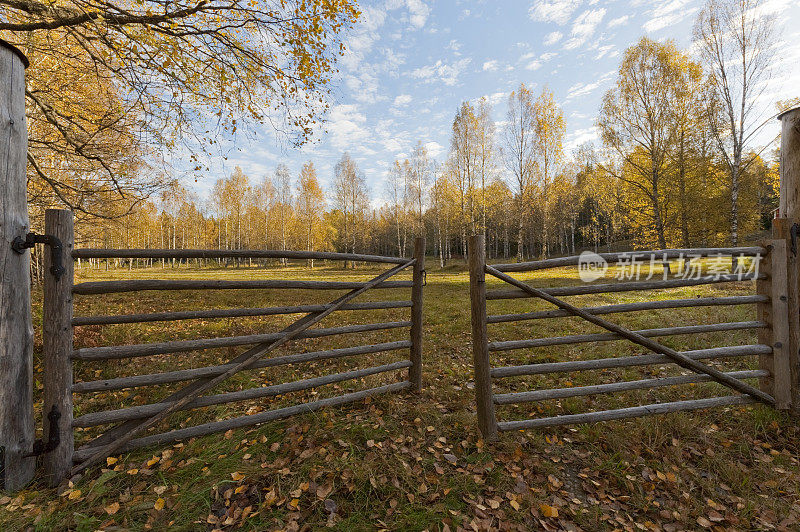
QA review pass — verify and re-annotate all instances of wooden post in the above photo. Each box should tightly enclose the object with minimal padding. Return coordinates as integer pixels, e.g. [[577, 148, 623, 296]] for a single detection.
[[777, 106, 800, 411], [469, 234, 498, 440], [409, 237, 425, 392], [765, 240, 791, 408], [0, 40, 34, 490], [757, 242, 774, 397], [43, 209, 74, 485]]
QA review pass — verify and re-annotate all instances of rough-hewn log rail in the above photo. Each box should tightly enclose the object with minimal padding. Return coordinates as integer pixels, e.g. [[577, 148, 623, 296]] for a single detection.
[[491, 344, 771, 378], [496, 395, 756, 430], [73, 360, 412, 427], [487, 295, 768, 323], [72, 279, 412, 295], [488, 321, 766, 352], [493, 369, 768, 404], [486, 273, 763, 300], [72, 248, 409, 264], [72, 321, 412, 360], [72, 341, 411, 393], [72, 301, 412, 326], [493, 247, 767, 273], [73, 381, 412, 461]]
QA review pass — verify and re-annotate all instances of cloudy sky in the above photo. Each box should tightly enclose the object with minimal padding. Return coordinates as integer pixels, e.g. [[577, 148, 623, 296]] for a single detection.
[[186, 0, 800, 204]]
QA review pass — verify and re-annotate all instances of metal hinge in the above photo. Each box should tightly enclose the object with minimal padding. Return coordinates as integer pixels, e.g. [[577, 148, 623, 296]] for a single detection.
[[11, 232, 65, 277], [22, 406, 61, 458]]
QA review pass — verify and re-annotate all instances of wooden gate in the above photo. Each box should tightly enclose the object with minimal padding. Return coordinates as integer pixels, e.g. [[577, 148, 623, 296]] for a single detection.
[[40, 209, 425, 485], [468, 234, 790, 440]]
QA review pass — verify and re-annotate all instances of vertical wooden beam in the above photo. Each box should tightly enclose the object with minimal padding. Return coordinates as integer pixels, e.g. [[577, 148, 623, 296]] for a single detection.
[[0, 40, 34, 490], [778, 106, 800, 411], [469, 234, 497, 440], [409, 237, 425, 392], [757, 241, 774, 397], [767, 240, 791, 409], [43, 209, 74, 485]]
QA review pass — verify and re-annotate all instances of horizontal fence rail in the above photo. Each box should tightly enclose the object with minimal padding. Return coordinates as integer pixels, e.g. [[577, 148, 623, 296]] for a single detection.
[[493, 247, 767, 273], [488, 321, 766, 351], [486, 273, 763, 300], [72, 279, 412, 295], [72, 341, 412, 393], [467, 234, 783, 438], [72, 321, 411, 360], [487, 295, 768, 323], [72, 301, 413, 326], [73, 381, 412, 462], [72, 248, 410, 264], [496, 395, 756, 431], [73, 360, 413, 427], [490, 344, 772, 378]]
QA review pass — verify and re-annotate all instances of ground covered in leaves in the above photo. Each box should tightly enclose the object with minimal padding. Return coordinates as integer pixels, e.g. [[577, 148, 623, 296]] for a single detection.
[[2, 260, 799, 531]]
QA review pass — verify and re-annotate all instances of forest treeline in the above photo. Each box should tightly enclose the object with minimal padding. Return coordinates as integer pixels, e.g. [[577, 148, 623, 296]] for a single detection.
[[28, 1, 797, 267]]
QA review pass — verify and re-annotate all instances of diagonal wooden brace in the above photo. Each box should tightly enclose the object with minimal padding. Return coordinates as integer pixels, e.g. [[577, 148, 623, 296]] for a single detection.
[[484, 264, 775, 406], [71, 259, 416, 477]]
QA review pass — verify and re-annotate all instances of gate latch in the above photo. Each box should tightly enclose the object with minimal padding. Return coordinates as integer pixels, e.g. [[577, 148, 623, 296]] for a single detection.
[[11, 232, 65, 278], [22, 406, 61, 458]]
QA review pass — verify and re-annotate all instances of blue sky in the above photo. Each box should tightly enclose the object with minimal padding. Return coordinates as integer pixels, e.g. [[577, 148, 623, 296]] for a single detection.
[[186, 0, 800, 205]]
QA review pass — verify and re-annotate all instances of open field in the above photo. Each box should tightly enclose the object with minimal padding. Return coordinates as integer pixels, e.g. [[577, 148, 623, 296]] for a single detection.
[[2, 260, 799, 531]]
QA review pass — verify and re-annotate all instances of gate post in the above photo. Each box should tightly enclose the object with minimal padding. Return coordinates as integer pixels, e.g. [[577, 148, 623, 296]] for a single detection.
[[43, 209, 74, 485], [0, 40, 34, 490], [409, 237, 425, 392], [777, 106, 800, 411], [469, 235, 498, 440]]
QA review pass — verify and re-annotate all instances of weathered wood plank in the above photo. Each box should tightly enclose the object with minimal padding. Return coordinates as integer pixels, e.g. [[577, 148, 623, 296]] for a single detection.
[[486, 273, 762, 300], [72, 321, 411, 360], [71, 248, 409, 264], [488, 321, 766, 351], [0, 40, 34, 490], [494, 370, 768, 404], [469, 235, 498, 440], [72, 341, 411, 393], [487, 295, 767, 323], [409, 237, 425, 391], [73, 360, 412, 427], [72, 279, 412, 295], [42, 210, 75, 486], [73, 381, 411, 461], [72, 300, 412, 326], [496, 395, 756, 431], [491, 344, 771, 378], [493, 247, 767, 272]]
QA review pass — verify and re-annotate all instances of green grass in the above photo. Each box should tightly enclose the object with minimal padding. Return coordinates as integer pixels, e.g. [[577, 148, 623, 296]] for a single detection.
[[2, 259, 799, 531]]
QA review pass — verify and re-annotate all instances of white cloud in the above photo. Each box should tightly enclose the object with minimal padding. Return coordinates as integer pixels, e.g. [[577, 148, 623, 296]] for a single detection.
[[529, 0, 582, 25], [544, 31, 563, 45], [325, 104, 369, 150], [393, 94, 412, 106], [565, 71, 614, 99], [483, 60, 500, 71], [566, 126, 599, 150], [526, 60, 543, 70], [607, 15, 630, 28], [563, 8, 606, 50], [405, 0, 430, 29], [643, 0, 696, 33], [424, 141, 444, 158], [411, 58, 472, 86]]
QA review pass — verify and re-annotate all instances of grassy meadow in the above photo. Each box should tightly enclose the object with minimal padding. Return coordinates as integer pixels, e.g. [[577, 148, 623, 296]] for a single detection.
[[1, 258, 799, 531]]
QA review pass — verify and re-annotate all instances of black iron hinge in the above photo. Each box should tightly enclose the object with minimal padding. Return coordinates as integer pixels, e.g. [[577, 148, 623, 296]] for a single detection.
[[22, 406, 61, 458], [11, 231, 65, 277]]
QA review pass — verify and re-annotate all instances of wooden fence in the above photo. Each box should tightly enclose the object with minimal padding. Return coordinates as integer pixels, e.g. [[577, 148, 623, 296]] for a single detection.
[[468, 234, 790, 439], [40, 209, 425, 485]]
